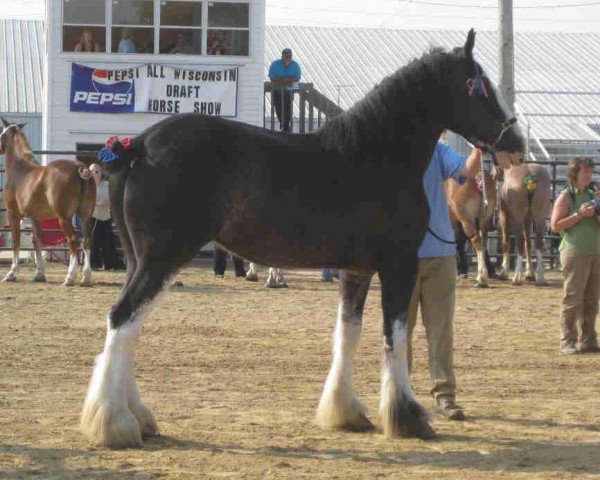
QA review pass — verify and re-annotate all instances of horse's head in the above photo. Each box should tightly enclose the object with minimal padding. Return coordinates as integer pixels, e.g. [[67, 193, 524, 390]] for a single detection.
[[0, 117, 27, 155], [444, 29, 524, 169]]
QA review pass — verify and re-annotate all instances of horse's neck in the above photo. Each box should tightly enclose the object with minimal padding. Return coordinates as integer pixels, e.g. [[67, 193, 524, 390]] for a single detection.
[[4, 143, 38, 176]]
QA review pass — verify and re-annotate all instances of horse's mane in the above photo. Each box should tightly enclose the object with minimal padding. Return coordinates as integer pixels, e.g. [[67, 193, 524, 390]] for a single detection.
[[15, 130, 39, 165], [317, 47, 451, 156]]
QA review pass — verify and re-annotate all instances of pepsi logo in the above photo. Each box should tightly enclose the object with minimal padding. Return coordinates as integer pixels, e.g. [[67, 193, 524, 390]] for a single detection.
[[91, 69, 133, 95]]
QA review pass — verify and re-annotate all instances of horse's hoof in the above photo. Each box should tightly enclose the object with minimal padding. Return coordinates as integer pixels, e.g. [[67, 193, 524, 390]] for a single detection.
[[63, 279, 76, 287], [380, 399, 435, 440], [245, 273, 258, 282], [536, 280, 549, 287], [525, 273, 536, 282], [511, 279, 522, 286], [2, 274, 17, 283], [476, 281, 489, 289], [31, 275, 46, 283], [496, 273, 508, 281], [80, 280, 93, 288]]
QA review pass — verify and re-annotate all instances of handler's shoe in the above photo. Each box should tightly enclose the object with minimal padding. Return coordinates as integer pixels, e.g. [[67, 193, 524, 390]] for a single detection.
[[560, 343, 579, 355], [433, 397, 465, 421]]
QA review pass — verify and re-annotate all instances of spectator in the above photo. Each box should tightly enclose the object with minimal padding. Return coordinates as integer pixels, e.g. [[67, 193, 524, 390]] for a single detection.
[[551, 157, 600, 354], [207, 31, 230, 55], [170, 32, 194, 54], [89, 164, 124, 271], [214, 246, 246, 278], [74, 29, 101, 53], [118, 28, 137, 53], [268, 48, 301, 132]]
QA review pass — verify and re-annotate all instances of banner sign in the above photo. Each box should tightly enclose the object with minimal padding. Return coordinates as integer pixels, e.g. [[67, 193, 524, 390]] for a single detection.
[[70, 63, 238, 116]]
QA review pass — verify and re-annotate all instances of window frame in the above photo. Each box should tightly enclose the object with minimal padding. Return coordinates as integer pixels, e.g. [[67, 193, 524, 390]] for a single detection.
[[60, 0, 252, 57]]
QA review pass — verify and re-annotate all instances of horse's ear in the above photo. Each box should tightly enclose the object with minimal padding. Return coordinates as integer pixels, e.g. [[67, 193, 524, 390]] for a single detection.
[[17, 123, 27, 130], [1, 117, 9, 128], [464, 28, 476, 59]]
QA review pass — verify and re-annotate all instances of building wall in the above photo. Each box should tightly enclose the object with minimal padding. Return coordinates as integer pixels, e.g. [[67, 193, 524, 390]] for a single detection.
[[43, 0, 265, 159]]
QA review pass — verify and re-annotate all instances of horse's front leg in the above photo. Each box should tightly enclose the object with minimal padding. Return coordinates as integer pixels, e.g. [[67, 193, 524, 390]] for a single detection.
[[2, 212, 21, 282], [378, 260, 434, 439], [512, 227, 525, 286], [317, 271, 374, 431], [462, 220, 488, 288], [80, 216, 93, 287], [59, 217, 79, 286], [30, 219, 46, 282]]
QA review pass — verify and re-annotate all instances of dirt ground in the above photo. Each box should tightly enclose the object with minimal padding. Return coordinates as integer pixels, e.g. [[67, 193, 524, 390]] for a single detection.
[[1, 259, 600, 479]]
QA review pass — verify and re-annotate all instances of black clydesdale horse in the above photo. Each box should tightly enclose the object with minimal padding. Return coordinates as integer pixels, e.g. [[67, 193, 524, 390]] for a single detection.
[[81, 30, 524, 447]]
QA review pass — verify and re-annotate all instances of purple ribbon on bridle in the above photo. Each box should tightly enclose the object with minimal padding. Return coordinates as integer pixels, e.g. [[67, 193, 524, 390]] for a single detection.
[[467, 74, 489, 98]]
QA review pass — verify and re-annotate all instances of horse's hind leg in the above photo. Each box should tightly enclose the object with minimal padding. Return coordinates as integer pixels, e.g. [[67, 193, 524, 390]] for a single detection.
[[2, 212, 21, 282], [317, 271, 374, 432], [496, 209, 510, 280], [30, 219, 46, 282], [512, 225, 526, 286], [81, 244, 197, 447], [534, 218, 547, 286], [59, 217, 80, 286], [523, 216, 536, 281], [80, 216, 93, 287]]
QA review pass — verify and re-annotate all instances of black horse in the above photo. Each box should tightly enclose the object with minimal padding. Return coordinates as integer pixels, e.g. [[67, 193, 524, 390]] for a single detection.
[[81, 30, 524, 447]]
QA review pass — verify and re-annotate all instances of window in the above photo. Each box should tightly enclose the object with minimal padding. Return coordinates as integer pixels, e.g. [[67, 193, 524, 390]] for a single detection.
[[111, 0, 154, 53], [63, 0, 106, 52], [207, 2, 249, 56], [61, 0, 250, 56], [159, 1, 203, 54]]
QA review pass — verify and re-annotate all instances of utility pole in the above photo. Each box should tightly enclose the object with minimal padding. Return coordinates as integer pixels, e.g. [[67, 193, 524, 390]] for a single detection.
[[499, 0, 515, 110]]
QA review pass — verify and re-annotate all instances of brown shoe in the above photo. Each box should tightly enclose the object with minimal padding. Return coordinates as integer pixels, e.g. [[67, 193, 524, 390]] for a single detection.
[[433, 398, 465, 421]]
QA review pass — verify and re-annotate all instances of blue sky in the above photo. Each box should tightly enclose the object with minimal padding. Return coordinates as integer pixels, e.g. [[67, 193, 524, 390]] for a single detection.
[[2, 0, 600, 32]]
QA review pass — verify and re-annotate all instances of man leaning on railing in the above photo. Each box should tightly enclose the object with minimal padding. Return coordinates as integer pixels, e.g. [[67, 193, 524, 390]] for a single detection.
[[268, 48, 301, 132]]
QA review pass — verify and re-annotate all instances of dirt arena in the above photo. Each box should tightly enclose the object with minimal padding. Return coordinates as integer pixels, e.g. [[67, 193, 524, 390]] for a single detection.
[[1, 259, 600, 479]]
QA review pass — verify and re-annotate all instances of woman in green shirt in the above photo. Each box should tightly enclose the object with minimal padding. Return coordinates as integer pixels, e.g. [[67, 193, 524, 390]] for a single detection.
[[551, 157, 600, 354]]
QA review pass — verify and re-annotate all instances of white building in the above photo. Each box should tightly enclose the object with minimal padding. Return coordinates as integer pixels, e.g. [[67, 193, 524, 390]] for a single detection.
[[43, 0, 265, 157]]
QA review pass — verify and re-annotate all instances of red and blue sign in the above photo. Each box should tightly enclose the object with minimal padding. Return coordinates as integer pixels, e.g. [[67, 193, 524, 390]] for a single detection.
[[70, 63, 135, 113]]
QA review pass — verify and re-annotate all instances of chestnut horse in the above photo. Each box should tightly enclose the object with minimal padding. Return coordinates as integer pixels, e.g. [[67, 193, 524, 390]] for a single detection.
[[0, 119, 96, 286], [496, 163, 552, 285], [447, 170, 496, 287]]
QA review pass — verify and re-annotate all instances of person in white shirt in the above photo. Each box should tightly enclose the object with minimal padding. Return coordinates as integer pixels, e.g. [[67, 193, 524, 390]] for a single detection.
[[89, 163, 124, 270]]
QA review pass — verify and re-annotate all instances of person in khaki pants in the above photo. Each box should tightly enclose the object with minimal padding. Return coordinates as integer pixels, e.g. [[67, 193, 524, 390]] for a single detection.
[[407, 141, 486, 421], [551, 157, 600, 355]]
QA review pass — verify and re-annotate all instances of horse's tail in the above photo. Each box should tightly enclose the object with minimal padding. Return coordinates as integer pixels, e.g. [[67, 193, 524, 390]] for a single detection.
[[103, 135, 144, 175]]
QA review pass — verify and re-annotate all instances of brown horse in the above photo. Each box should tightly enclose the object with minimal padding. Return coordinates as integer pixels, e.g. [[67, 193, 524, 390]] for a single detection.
[[447, 170, 496, 287], [0, 119, 96, 286], [495, 163, 552, 285]]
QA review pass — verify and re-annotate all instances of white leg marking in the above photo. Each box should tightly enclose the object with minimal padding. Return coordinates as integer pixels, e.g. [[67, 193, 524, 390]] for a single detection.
[[380, 319, 428, 437], [317, 302, 370, 430], [64, 253, 78, 286], [476, 249, 489, 286], [245, 262, 258, 281], [512, 254, 524, 285], [81, 249, 92, 286], [81, 319, 144, 447], [536, 249, 546, 285], [3, 252, 20, 282]]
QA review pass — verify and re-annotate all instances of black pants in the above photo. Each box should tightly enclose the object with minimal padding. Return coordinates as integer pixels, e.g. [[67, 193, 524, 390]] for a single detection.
[[272, 89, 293, 132], [214, 247, 246, 277], [91, 218, 125, 270], [456, 224, 495, 277]]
